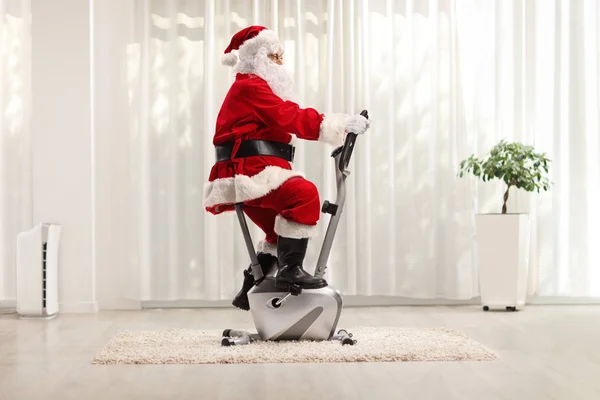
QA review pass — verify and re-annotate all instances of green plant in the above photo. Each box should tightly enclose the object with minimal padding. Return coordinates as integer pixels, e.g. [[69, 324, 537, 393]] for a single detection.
[[458, 140, 551, 214]]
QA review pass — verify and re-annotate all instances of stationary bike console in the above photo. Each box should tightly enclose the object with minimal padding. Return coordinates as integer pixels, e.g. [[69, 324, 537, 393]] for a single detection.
[[222, 109, 369, 347]]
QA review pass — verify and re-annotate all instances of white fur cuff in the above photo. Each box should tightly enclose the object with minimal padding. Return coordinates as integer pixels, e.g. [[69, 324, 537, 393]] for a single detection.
[[274, 215, 318, 239], [256, 239, 277, 257], [318, 113, 351, 147]]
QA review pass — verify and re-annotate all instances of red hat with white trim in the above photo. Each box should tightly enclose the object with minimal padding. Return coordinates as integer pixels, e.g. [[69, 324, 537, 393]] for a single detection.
[[221, 25, 283, 67]]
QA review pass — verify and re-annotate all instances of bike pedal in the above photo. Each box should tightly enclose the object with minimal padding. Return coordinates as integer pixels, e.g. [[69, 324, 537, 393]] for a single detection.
[[289, 284, 302, 296]]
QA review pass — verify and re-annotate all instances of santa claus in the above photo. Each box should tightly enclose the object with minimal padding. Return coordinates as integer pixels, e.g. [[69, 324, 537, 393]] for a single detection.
[[203, 26, 370, 310]]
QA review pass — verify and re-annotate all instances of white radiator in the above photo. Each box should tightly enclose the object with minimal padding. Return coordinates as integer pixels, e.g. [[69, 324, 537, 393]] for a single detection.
[[16, 223, 61, 319]]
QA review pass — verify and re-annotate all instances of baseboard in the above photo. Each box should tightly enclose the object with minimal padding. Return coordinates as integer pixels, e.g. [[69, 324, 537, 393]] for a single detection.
[[2, 300, 99, 314], [142, 300, 232, 309], [0, 299, 16, 308], [527, 296, 600, 305], [97, 298, 142, 310], [0, 299, 16, 314], [343, 296, 481, 307], [141, 295, 600, 309], [141, 296, 482, 309], [58, 301, 99, 313]]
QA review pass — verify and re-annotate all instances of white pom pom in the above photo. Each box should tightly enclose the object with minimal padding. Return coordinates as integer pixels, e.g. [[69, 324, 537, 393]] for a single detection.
[[221, 52, 238, 67]]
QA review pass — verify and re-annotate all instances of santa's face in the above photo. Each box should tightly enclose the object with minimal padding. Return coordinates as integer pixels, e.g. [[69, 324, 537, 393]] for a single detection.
[[268, 52, 284, 65]]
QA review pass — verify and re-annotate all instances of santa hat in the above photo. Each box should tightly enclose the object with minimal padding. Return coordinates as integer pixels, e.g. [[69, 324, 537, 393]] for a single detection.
[[221, 25, 283, 67]]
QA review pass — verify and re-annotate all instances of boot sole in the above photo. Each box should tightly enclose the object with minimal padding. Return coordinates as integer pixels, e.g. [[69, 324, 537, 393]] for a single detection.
[[231, 296, 250, 311], [275, 280, 328, 291]]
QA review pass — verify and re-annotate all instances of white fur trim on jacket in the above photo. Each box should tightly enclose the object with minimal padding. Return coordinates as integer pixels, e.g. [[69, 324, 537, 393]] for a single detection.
[[203, 166, 304, 208], [256, 239, 277, 257], [319, 113, 351, 147], [274, 214, 318, 239]]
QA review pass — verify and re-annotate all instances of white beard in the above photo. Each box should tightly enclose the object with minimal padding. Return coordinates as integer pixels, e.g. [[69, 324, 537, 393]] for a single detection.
[[233, 49, 295, 101]]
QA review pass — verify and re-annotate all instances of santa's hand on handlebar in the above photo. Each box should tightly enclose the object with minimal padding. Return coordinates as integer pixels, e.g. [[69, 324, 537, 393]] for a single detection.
[[345, 113, 371, 135]]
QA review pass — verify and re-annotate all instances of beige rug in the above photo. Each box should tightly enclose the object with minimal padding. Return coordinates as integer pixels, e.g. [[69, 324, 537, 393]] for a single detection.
[[91, 327, 496, 364]]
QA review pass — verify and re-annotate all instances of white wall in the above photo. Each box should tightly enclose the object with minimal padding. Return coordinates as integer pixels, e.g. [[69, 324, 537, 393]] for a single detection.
[[23, 0, 142, 312], [31, 0, 96, 312], [92, 0, 140, 310], [28, 0, 141, 312]]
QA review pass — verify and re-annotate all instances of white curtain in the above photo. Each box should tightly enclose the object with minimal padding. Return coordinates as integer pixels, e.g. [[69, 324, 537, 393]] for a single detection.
[[456, 0, 600, 297], [0, 0, 30, 305], [1, 0, 597, 309], [122, 0, 599, 303]]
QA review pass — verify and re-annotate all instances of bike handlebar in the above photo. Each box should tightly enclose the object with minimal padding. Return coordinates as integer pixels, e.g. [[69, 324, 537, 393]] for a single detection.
[[331, 109, 369, 172], [315, 109, 369, 277]]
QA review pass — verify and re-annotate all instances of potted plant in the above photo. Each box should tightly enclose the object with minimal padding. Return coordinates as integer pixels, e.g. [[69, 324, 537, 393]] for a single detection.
[[458, 140, 551, 311]]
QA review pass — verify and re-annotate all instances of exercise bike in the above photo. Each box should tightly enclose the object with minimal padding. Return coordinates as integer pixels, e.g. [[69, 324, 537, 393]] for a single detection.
[[221, 110, 369, 347]]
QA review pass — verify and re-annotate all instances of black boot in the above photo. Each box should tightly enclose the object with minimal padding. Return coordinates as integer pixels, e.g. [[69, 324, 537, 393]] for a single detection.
[[232, 253, 277, 311], [275, 236, 328, 290]]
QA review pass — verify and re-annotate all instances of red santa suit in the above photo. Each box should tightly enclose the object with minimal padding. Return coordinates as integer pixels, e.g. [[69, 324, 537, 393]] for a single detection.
[[203, 27, 352, 257], [204, 26, 370, 311]]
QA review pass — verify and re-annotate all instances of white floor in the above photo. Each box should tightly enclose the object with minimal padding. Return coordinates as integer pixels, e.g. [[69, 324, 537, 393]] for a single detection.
[[1, 305, 599, 400]]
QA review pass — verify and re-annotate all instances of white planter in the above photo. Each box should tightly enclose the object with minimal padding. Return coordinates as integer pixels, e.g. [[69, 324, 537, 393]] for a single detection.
[[476, 213, 530, 311]]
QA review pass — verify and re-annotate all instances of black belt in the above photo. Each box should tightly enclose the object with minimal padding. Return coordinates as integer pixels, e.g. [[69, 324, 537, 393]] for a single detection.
[[215, 140, 295, 162]]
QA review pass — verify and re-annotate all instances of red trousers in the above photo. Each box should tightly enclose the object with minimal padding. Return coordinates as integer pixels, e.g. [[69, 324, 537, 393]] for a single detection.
[[243, 176, 321, 244]]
